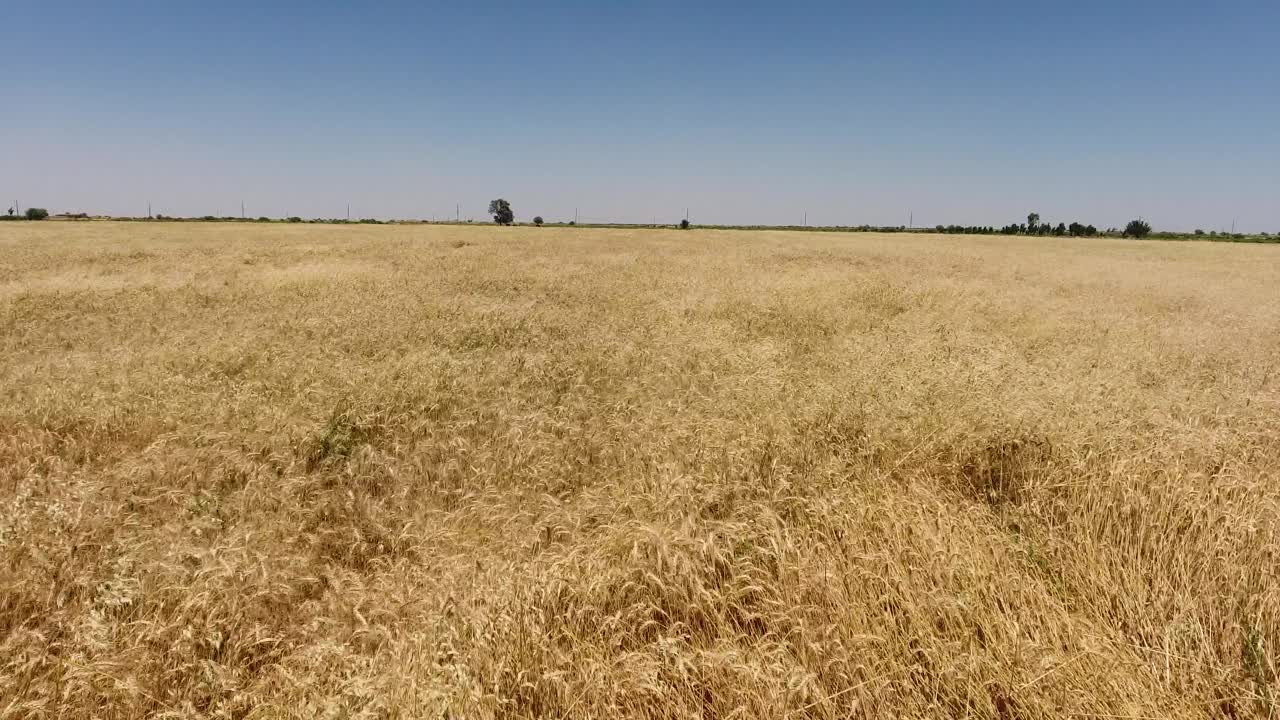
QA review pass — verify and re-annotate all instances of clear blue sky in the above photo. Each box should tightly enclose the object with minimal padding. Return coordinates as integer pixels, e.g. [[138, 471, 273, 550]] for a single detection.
[[4, 1, 1278, 231]]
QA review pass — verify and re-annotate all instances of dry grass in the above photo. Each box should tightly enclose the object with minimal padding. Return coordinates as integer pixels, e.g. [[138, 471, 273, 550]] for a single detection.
[[2, 221, 1278, 719]]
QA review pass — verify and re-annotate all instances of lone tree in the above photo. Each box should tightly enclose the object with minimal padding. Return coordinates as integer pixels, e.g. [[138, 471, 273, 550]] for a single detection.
[[1027, 212, 1040, 234], [488, 199, 514, 225], [679, 219, 690, 230], [533, 216, 544, 226], [25, 208, 49, 221], [1123, 219, 1152, 239]]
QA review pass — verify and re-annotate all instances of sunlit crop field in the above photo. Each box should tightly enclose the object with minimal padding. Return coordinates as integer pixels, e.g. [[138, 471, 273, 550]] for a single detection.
[[2, 221, 1278, 718]]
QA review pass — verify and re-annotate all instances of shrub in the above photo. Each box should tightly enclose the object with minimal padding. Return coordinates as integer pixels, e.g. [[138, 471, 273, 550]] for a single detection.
[[287, 216, 303, 223], [680, 219, 690, 230], [1123, 219, 1152, 239], [25, 208, 49, 221]]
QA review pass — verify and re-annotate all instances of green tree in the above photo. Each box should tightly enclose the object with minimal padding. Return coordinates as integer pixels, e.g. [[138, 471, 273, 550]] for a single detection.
[[679, 219, 690, 230], [488, 199, 514, 225], [25, 208, 49, 220], [1123, 219, 1152, 239], [533, 216, 544, 226], [1027, 212, 1040, 233]]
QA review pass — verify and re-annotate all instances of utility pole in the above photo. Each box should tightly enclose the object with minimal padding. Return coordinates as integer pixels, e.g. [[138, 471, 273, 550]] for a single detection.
[[456, 203, 460, 222], [1232, 219, 1236, 234], [241, 201, 245, 219], [575, 208, 579, 224], [909, 211, 913, 229], [347, 203, 351, 221], [804, 211, 807, 227], [147, 201, 151, 219]]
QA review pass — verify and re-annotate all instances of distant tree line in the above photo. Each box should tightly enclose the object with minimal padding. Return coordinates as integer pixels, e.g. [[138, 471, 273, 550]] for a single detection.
[[936, 223, 1101, 237], [8, 199, 1275, 243], [937, 212, 1101, 237], [933, 212, 1148, 239]]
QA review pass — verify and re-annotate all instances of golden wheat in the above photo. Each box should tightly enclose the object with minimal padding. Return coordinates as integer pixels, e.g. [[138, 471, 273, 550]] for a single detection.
[[1, 221, 1277, 718]]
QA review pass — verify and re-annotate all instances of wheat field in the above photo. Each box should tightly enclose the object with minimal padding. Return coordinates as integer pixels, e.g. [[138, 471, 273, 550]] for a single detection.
[[1, 221, 1278, 718]]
